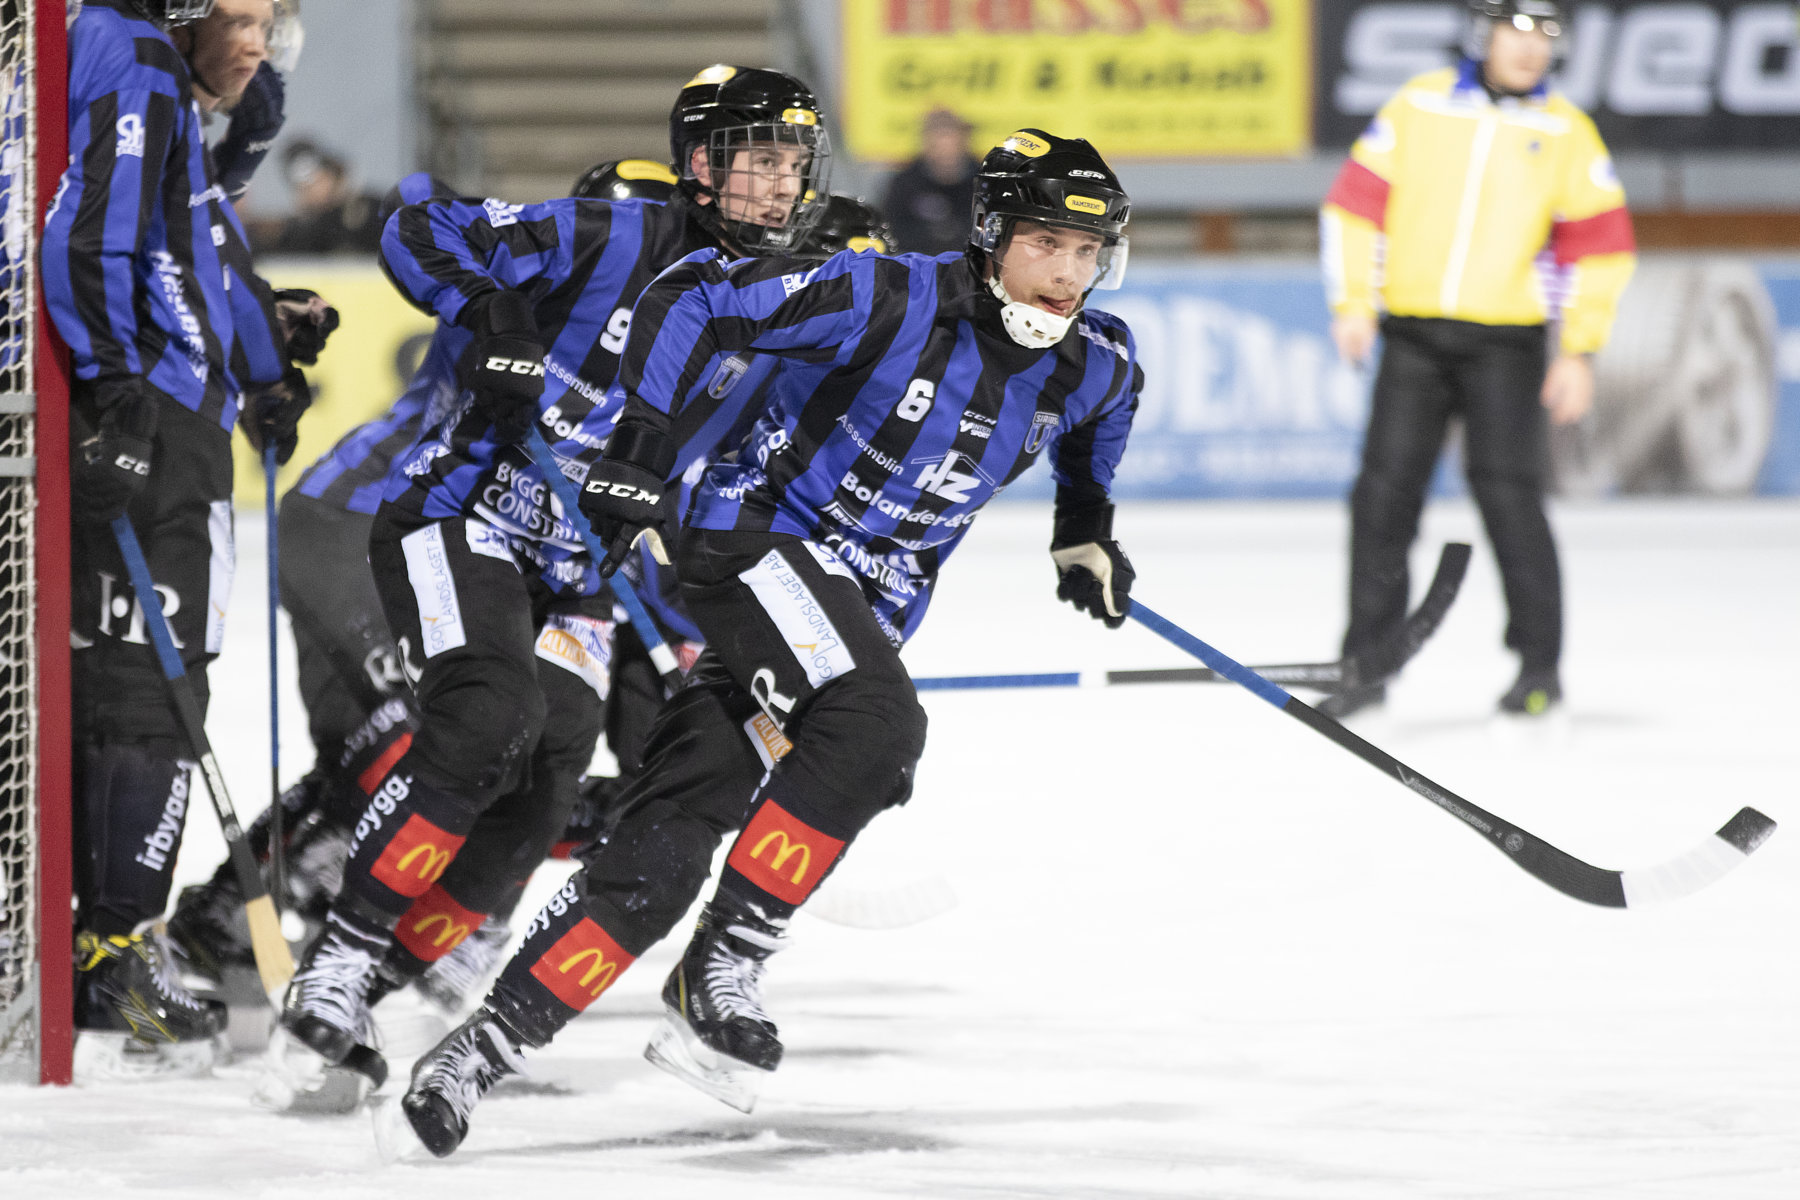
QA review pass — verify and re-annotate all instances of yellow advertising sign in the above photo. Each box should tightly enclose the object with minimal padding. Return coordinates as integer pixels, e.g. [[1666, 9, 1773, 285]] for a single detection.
[[231, 259, 437, 506], [842, 0, 1313, 162]]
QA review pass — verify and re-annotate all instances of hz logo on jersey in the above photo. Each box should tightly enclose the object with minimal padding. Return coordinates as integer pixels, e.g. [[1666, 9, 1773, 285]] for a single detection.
[[371, 813, 467, 897], [528, 917, 637, 1010], [913, 450, 981, 504], [727, 799, 846, 905]]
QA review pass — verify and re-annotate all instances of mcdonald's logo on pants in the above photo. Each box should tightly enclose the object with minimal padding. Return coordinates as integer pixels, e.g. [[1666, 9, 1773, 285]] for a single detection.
[[726, 798, 846, 906], [371, 813, 468, 898], [395, 883, 484, 962], [528, 917, 638, 1012]]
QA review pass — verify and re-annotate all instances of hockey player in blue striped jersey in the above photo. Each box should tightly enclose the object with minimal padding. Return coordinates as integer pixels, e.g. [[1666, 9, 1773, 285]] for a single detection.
[[378, 130, 1142, 1158], [261, 66, 835, 1111], [41, 0, 321, 1075]]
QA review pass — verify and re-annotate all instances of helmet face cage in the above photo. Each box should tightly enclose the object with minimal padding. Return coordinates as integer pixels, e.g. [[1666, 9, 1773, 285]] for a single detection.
[[695, 122, 831, 255], [147, 0, 217, 25], [1463, 0, 1567, 65], [975, 212, 1129, 292], [268, 0, 304, 75]]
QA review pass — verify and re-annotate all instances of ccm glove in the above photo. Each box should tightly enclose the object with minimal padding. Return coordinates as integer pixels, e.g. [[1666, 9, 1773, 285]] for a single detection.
[[460, 290, 545, 444], [274, 288, 340, 366], [579, 419, 676, 575], [212, 62, 285, 199], [72, 378, 159, 524], [1050, 492, 1135, 629], [242, 365, 313, 465]]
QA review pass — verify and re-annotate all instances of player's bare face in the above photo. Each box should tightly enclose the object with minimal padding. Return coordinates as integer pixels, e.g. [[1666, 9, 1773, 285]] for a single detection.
[[702, 144, 812, 228], [1484, 21, 1555, 93], [189, 0, 273, 102], [996, 221, 1105, 317]]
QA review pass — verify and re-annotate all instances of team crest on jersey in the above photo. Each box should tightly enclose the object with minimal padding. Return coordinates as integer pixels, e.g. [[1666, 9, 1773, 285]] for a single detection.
[[1023, 411, 1060, 453], [708, 355, 750, 398]]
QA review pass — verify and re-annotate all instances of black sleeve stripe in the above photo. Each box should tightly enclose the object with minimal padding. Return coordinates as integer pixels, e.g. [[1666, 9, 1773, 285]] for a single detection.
[[132, 37, 187, 78]]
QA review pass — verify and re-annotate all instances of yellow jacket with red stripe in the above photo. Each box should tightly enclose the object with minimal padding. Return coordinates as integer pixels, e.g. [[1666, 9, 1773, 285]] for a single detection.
[[1320, 63, 1636, 356]]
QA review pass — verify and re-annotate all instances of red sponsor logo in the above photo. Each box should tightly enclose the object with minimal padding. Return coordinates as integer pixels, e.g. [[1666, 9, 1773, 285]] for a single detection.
[[370, 813, 466, 898], [394, 884, 484, 962], [528, 918, 637, 1012], [726, 799, 845, 906]]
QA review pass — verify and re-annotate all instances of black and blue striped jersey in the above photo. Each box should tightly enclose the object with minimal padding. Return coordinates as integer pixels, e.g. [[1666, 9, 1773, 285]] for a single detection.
[[616, 249, 1142, 638], [40, 0, 286, 430]]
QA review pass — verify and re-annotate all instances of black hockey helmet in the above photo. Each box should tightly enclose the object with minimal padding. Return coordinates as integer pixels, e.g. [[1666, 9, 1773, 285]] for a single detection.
[[1462, 0, 1567, 62], [129, 0, 217, 27], [667, 64, 831, 254], [796, 194, 898, 261], [970, 129, 1130, 292], [571, 158, 680, 203]]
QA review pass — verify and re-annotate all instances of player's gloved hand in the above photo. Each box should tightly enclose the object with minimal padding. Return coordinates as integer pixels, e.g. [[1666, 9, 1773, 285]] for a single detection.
[[242, 365, 313, 465], [579, 419, 676, 576], [213, 61, 285, 200], [274, 288, 340, 366], [72, 377, 159, 524], [1050, 491, 1135, 629], [459, 290, 544, 444]]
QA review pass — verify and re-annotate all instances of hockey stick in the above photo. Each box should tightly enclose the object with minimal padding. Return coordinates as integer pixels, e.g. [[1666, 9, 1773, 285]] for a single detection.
[[264, 441, 285, 919], [1127, 598, 1776, 907], [111, 517, 296, 994], [524, 428, 684, 696], [915, 542, 1472, 694]]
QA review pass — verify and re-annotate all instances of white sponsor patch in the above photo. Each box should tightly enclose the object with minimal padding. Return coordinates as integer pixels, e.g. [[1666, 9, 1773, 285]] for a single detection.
[[205, 500, 234, 655], [742, 712, 793, 771], [800, 540, 857, 583], [739, 549, 857, 686], [402, 524, 467, 658], [115, 113, 144, 158], [533, 613, 614, 700], [465, 517, 519, 565]]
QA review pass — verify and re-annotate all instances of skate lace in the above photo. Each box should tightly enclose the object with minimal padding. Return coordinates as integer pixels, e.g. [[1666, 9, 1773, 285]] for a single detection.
[[701, 937, 771, 1026], [419, 919, 509, 1005], [143, 933, 210, 1013], [296, 926, 380, 1033], [419, 1019, 525, 1124]]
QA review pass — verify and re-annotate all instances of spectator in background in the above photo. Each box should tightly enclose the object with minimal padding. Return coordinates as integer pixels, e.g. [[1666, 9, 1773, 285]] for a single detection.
[[254, 138, 385, 255], [882, 107, 977, 254]]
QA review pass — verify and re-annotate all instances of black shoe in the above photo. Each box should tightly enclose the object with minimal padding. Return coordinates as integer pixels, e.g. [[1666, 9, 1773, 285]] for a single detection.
[[278, 913, 389, 1086], [75, 929, 227, 1043], [383, 1008, 527, 1160], [1499, 667, 1562, 716], [1318, 680, 1386, 720], [645, 892, 788, 1112], [413, 916, 511, 1015]]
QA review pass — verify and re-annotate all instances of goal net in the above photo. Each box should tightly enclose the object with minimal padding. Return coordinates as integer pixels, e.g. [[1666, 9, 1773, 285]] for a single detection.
[[0, 0, 70, 1087]]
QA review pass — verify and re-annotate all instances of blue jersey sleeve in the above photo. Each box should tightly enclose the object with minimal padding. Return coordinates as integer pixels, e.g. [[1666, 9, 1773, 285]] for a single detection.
[[379, 195, 578, 327], [1048, 315, 1141, 500]]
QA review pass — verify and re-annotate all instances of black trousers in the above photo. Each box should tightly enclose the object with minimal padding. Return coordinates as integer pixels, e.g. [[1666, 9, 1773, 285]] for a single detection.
[[71, 394, 234, 933], [1346, 317, 1561, 672]]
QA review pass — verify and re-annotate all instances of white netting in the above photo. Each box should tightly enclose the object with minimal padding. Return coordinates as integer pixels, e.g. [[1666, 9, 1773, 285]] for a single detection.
[[0, 0, 40, 1083]]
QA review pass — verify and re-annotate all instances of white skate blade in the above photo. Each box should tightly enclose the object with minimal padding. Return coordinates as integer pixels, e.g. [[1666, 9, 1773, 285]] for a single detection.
[[73, 1031, 220, 1082], [252, 1026, 375, 1115], [643, 1009, 769, 1114], [371, 1095, 435, 1164]]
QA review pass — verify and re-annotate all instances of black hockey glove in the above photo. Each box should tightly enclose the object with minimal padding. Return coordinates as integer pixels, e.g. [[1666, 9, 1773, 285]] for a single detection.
[[213, 62, 285, 200], [459, 290, 545, 444], [72, 377, 159, 524], [274, 288, 340, 366], [242, 366, 313, 466], [579, 419, 676, 576], [1050, 491, 1135, 629]]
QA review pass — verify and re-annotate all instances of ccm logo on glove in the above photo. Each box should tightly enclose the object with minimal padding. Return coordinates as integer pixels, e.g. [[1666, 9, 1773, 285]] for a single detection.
[[483, 356, 546, 377], [582, 479, 661, 504]]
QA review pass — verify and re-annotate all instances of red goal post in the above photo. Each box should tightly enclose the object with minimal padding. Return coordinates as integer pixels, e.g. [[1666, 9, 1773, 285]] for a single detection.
[[0, 0, 71, 1088]]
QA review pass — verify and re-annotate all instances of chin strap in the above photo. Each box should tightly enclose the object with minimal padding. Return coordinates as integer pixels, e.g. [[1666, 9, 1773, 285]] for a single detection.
[[986, 274, 1074, 349]]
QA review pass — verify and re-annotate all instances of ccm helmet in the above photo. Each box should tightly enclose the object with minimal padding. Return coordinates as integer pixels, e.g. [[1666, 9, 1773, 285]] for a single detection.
[[571, 158, 680, 203], [796, 194, 898, 261], [970, 129, 1130, 348], [668, 64, 831, 254], [129, 0, 216, 26], [1463, 0, 1567, 64]]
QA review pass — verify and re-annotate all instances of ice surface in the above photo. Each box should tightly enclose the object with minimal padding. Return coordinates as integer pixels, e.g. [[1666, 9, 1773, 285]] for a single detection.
[[5, 498, 1797, 1198]]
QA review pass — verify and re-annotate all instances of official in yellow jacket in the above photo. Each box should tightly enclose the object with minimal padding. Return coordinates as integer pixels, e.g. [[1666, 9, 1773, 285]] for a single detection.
[[1319, 0, 1635, 717]]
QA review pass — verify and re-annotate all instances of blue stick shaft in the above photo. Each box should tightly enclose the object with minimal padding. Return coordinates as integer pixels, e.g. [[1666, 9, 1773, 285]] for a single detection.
[[523, 430, 683, 691], [1125, 600, 1293, 709]]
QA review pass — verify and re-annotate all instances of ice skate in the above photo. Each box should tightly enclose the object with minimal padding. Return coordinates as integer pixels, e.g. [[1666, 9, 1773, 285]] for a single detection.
[[645, 894, 787, 1113], [413, 915, 511, 1016], [373, 1007, 526, 1161], [258, 913, 389, 1111], [1318, 680, 1386, 720], [72, 930, 227, 1082], [1498, 665, 1562, 716]]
